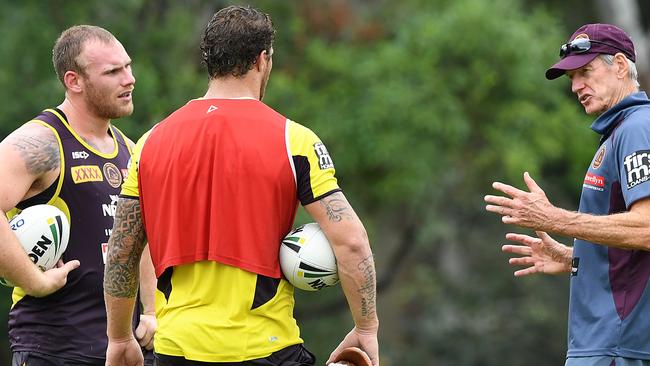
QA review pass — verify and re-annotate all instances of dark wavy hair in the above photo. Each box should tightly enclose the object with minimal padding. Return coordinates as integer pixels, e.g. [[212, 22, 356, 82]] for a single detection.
[[200, 5, 275, 78]]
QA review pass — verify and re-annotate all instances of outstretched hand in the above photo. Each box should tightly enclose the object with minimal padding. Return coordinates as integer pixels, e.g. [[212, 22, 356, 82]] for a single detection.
[[485, 172, 556, 231], [502, 231, 572, 276]]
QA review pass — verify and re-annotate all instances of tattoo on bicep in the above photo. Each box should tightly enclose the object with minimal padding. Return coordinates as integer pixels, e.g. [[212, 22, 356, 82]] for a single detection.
[[357, 254, 377, 319], [9, 132, 60, 175], [319, 193, 354, 222], [104, 198, 147, 298]]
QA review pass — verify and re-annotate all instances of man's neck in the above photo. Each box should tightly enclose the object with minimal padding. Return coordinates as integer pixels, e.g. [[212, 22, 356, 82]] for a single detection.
[[203, 76, 260, 100], [611, 83, 639, 108], [58, 98, 111, 138], [57, 98, 116, 153]]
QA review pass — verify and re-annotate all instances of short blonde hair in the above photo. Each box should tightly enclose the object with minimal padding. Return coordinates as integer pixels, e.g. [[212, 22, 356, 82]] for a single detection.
[[52, 25, 116, 86]]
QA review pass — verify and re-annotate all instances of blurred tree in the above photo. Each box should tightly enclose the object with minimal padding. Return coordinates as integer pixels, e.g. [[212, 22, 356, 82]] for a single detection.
[[595, 0, 649, 85], [263, 0, 592, 364]]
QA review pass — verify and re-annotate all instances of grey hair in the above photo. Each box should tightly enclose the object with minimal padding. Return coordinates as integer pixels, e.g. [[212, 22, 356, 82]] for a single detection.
[[599, 54, 640, 87]]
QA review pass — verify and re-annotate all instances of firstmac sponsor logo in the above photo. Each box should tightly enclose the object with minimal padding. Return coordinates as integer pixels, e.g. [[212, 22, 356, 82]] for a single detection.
[[624, 150, 650, 189], [583, 172, 605, 191]]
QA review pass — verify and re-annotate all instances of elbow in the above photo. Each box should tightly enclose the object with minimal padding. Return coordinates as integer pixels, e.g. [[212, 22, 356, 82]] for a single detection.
[[332, 226, 371, 259]]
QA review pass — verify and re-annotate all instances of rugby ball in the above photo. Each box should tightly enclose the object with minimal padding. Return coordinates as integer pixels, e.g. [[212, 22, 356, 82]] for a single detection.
[[280, 223, 339, 291], [1, 205, 70, 286]]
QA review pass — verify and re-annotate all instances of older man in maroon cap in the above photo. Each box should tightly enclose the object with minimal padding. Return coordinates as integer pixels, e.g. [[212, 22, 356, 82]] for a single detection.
[[485, 23, 650, 366]]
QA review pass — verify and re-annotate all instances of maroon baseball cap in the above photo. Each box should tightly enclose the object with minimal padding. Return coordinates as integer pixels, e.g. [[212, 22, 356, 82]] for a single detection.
[[545, 23, 636, 80]]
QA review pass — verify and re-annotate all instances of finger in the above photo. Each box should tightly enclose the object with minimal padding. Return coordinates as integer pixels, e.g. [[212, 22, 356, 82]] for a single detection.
[[485, 205, 513, 216], [135, 323, 146, 340], [535, 230, 552, 242], [141, 331, 154, 350], [55, 259, 64, 268], [509, 257, 537, 266], [326, 350, 341, 365], [144, 337, 154, 350], [135, 321, 155, 349], [514, 267, 538, 277], [61, 260, 81, 273], [523, 172, 543, 193], [327, 341, 352, 365], [502, 216, 519, 225], [502, 245, 532, 255], [505, 233, 541, 246], [492, 181, 526, 197], [484, 195, 514, 207], [505, 233, 534, 241]]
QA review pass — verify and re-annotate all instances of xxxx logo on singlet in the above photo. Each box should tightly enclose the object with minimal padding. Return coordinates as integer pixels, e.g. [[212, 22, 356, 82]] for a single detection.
[[71, 165, 103, 184]]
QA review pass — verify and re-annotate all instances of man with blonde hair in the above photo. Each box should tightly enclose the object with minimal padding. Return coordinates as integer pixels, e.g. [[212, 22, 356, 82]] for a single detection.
[[1, 25, 156, 366]]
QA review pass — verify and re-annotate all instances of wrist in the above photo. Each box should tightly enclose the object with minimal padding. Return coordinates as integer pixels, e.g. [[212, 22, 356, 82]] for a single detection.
[[354, 322, 379, 335], [25, 271, 50, 297]]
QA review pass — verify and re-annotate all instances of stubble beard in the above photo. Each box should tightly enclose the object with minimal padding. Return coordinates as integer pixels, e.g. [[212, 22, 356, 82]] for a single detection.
[[84, 80, 133, 119]]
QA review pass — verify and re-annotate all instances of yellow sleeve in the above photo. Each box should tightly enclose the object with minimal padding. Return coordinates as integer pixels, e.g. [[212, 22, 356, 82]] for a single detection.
[[120, 129, 153, 198], [287, 120, 340, 205]]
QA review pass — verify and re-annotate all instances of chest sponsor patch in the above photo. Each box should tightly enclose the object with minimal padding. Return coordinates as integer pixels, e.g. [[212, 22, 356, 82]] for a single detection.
[[592, 146, 605, 169], [314, 142, 334, 170], [583, 172, 605, 191], [624, 150, 650, 189], [71, 150, 89, 160], [103, 162, 122, 188], [71, 165, 103, 184]]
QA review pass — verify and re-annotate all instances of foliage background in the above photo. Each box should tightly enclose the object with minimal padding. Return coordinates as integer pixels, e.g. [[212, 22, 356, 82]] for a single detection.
[[0, 0, 648, 365]]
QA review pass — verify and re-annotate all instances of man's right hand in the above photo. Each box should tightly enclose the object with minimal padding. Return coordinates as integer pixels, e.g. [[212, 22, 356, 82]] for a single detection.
[[27, 259, 80, 297], [106, 337, 144, 366], [327, 327, 379, 366], [502, 231, 572, 276]]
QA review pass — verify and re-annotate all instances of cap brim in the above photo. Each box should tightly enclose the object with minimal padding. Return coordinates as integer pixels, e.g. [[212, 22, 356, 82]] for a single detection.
[[545, 53, 599, 80]]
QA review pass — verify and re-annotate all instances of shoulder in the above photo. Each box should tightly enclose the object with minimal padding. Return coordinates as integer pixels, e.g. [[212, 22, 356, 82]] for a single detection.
[[287, 120, 319, 140], [111, 125, 136, 150], [612, 108, 650, 142], [1, 122, 61, 175], [620, 106, 650, 128], [132, 127, 157, 158]]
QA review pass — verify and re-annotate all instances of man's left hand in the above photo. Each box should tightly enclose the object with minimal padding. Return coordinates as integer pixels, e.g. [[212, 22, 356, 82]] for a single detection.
[[134, 313, 156, 350]]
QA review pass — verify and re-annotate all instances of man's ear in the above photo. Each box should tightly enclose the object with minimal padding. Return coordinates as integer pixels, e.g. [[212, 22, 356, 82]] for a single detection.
[[255, 49, 271, 72], [64, 70, 83, 93], [614, 53, 629, 80]]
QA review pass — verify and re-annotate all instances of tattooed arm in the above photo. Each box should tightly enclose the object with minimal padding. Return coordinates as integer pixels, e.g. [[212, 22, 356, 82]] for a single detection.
[[304, 192, 380, 366], [104, 198, 147, 366], [0, 123, 79, 296]]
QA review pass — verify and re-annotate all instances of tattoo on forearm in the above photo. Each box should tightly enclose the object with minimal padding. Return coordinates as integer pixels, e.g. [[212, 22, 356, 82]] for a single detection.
[[320, 193, 354, 222], [357, 254, 377, 319], [10, 132, 60, 174], [104, 199, 147, 298]]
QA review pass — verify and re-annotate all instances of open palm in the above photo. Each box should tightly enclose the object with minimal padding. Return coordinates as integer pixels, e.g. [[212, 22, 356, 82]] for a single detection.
[[502, 231, 572, 276]]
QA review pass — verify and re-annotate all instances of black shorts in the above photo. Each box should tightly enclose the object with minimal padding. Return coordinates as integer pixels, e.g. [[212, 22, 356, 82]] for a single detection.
[[154, 344, 315, 366], [12, 349, 155, 366]]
